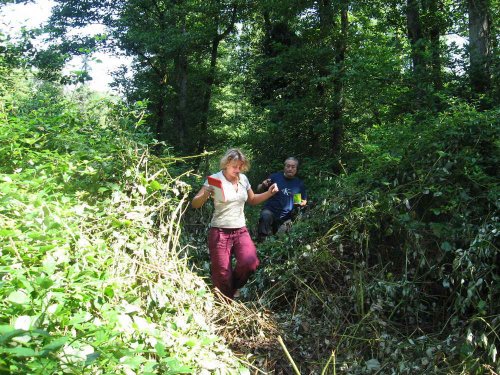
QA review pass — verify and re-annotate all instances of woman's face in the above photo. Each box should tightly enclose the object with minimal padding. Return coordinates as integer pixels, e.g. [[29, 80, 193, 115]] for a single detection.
[[225, 160, 242, 180]]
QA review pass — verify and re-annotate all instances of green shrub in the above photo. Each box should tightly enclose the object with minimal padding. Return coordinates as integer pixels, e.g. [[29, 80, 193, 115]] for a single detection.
[[245, 104, 499, 374], [0, 82, 247, 374]]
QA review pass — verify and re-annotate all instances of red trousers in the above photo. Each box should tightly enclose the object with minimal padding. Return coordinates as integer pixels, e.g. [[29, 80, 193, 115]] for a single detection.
[[208, 227, 259, 299]]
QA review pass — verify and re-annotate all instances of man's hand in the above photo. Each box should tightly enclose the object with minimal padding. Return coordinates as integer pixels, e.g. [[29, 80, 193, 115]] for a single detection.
[[257, 178, 273, 193], [262, 178, 272, 189]]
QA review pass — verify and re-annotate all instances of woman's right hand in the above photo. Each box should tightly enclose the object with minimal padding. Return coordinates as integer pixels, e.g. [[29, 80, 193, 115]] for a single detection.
[[204, 185, 215, 198], [192, 185, 215, 208]]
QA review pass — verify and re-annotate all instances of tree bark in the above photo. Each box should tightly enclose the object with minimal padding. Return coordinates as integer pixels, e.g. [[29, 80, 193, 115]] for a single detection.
[[330, 0, 348, 155], [173, 42, 188, 148], [196, 37, 220, 155], [196, 3, 237, 155], [426, 0, 442, 90], [468, 0, 491, 94], [156, 94, 166, 145], [406, 0, 424, 73], [318, 0, 334, 96]]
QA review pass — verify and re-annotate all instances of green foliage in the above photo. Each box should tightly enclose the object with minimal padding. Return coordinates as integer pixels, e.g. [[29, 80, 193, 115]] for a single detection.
[[3, 0, 499, 372], [243, 104, 499, 373], [47, 0, 248, 153], [0, 79, 246, 373]]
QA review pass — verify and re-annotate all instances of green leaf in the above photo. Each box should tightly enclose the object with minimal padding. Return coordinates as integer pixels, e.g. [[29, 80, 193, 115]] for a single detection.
[[104, 285, 115, 298], [85, 352, 100, 365], [0, 325, 15, 335], [0, 229, 17, 237], [149, 180, 162, 191], [8, 290, 30, 305], [0, 329, 26, 344], [41, 337, 69, 353], [42, 337, 69, 351], [184, 338, 197, 347], [36, 277, 54, 289], [163, 357, 192, 373], [3, 347, 37, 357], [85, 352, 100, 366], [122, 355, 147, 369], [155, 342, 167, 356], [440, 241, 452, 252]]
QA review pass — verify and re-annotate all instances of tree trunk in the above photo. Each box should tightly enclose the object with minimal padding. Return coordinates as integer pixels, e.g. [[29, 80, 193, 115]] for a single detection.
[[196, 4, 237, 155], [426, 0, 442, 90], [468, 0, 491, 94], [318, 0, 334, 96], [196, 37, 220, 155], [406, 0, 424, 73], [331, 0, 348, 155], [406, 0, 434, 108], [172, 19, 188, 149], [156, 94, 167, 145], [262, 10, 273, 57]]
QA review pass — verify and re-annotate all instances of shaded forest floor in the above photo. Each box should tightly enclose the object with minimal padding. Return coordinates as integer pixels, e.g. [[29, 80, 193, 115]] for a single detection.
[[183, 105, 499, 374]]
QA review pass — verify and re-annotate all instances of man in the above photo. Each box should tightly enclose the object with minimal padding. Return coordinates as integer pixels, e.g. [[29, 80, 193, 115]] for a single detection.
[[257, 157, 307, 241]]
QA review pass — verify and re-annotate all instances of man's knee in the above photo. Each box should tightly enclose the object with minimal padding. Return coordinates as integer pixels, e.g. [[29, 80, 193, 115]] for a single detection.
[[258, 209, 275, 239], [277, 219, 293, 234], [260, 209, 274, 222]]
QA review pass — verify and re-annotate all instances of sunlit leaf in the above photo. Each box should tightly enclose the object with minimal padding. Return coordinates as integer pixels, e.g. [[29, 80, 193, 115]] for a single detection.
[[8, 291, 30, 305], [2, 347, 37, 357]]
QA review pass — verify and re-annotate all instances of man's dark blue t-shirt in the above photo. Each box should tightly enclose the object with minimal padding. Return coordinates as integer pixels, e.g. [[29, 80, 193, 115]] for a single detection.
[[263, 172, 307, 221]]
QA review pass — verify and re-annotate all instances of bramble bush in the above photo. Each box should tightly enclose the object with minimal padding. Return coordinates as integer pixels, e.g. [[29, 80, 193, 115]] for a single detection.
[[0, 79, 247, 374], [246, 104, 499, 374]]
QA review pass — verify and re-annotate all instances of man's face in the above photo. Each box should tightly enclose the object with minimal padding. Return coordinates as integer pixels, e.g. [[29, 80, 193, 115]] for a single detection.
[[283, 161, 298, 179]]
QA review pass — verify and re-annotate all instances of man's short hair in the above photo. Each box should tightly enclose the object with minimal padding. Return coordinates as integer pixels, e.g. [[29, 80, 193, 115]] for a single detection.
[[284, 157, 299, 166]]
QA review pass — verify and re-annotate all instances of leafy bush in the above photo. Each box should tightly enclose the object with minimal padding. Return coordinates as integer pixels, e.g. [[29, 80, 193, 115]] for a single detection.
[[0, 83, 247, 374], [245, 104, 499, 374]]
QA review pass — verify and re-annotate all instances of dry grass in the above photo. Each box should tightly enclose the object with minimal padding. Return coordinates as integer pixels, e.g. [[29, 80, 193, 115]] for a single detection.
[[210, 290, 287, 373]]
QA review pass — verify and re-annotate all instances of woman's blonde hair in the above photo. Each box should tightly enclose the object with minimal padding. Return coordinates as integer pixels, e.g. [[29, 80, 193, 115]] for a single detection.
[[220, 148, 250, 172]]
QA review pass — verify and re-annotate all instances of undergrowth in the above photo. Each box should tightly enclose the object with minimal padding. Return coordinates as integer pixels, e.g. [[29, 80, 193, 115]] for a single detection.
[[222, 105, 499, 374], [0, 81, 247, 374], [1, 72, 498, 375], [181, 104, 498, 374]]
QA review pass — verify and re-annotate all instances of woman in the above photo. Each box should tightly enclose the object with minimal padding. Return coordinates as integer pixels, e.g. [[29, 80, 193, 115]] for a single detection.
[[192, 148, 278, 299]]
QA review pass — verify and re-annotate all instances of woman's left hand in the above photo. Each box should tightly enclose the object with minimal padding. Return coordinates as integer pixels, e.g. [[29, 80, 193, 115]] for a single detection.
[[268, 183, 279, 195]]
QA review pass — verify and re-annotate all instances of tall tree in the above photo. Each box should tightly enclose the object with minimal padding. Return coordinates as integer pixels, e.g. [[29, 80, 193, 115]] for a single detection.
[[424, 0, 444, 90], [405, 0, 430, 107], [468, 0, 492, 95], [196, 1, 238, 154], [330, 0, 348, 155], [406, 0, 425, 74], [403, 0, 452, 108], [47, 0, 241, 154]]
